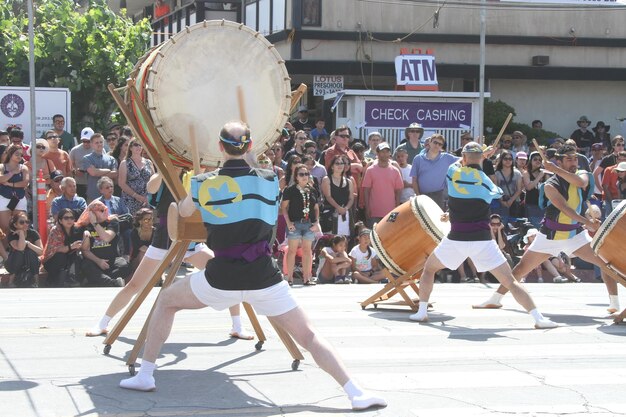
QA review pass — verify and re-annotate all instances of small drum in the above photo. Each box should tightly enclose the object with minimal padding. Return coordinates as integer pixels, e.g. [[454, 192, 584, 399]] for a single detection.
[[128, 20, 291, 167], [371, 195, 450, 276], [591, 199, 626, 279]]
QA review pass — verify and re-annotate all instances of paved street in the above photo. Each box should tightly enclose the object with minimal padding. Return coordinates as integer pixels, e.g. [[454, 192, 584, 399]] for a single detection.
[[1, 282, 625, 417]]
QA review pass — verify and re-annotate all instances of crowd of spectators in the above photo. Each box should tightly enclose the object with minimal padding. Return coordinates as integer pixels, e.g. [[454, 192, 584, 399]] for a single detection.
[[1, 110, 623, 288]]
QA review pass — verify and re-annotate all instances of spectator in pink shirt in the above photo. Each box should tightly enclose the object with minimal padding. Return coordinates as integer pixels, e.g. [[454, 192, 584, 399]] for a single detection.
[[361, 142, 403, 228]]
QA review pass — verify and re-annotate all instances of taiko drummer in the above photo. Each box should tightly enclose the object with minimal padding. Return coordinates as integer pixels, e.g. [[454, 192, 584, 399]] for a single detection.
[[119, 121, 387, 411], [410, 142, 557, 329], [475, 144, 622, 313]]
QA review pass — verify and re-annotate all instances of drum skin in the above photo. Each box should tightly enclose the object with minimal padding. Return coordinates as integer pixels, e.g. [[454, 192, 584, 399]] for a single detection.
[[592, 200, 626, 279], [371, 195, 449, 276]]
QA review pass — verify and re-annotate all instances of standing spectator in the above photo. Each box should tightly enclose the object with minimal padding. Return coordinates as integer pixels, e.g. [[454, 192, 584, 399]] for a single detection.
[[511, 131, 529, 155], [302, 156, 323, 196], [321, 155, 354, 235], [118, 139, 153, 216], [453, 131, 474, 156], [364, 132, 382, 161], [303, 141, 325, 180], [593, 135, 625, 201], [564, 139, 591, 172], [270, 142, 287, 171], [69, 127, 94, 198], [5, 212, 42, 288], [515, 151, 528, 174], [77, 200, 129, 287], [50, 177, 87, 220], [570, 115, 594, 155], [531, 120, 543, 129], [292, 106, 314, 131], [395, 148, 415, 204], [111, 136, 129, 166], [410, 133, 458, 210], [362, 143, 403, 228], [603, 156, 626, 210], [0, 131, 9, 146], [0, 145, 30, 238], [82, 133, 118, 202], [46, 170, 64, 218], [593, 121, 611, 151], [25, 139, 56, 185], [523, 152, 549, 228], [280, 164, 320, 286], [129, 208, 154, 273], [394, 123, 423, 165], [43, 130, 72, 177], [279, 154, 303, 190], [321, 126, 361, 175], [262, 147, 284, 182], [616, 162, 626, 199], [494, 149, 525, 223], [9, 129, 30, 162], [105, 132, 119, 153], [41, 208, 82, 287], [310, 119, 328, 140], [154, 0, 170, 22], [284, 130, 308, 161], [48, 114, 75, 152], [588, 143, 606, 205]]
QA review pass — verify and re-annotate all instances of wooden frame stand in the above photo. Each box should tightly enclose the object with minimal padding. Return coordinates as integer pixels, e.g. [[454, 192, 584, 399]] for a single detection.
[[360, 269, 421, 311]]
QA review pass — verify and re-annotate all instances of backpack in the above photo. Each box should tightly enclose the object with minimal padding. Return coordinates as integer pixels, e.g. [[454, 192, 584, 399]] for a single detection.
[[538, 170, 594, 210]]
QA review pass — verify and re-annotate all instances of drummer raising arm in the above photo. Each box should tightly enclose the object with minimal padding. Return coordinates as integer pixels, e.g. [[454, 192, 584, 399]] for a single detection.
[[475, 144, 622, 313], [410, 142, 557, 329]]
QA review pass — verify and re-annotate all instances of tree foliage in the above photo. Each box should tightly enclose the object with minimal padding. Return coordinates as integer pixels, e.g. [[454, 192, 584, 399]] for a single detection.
[[0, 0, 151, 133], [484, 99, 561, 144]]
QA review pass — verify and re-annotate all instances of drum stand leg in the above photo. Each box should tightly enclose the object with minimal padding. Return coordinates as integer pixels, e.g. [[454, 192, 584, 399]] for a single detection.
[[360, 269, 421, 311]]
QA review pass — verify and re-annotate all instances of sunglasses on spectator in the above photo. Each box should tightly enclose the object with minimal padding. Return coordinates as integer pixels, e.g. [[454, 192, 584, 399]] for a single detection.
[[336, 134, 351, 139], [431, 141, 444, 146], [271, 147, 281, 151], [61, 216, 75, 221], [18, 220, 29, 225], [46, 135, 59, 139], [297, 172, 310, 177], [502, 157, 513, 161], [258, 159, 271, 165], [36, 145, 46, 150], [408, 129, 421, 133], [490, 222, 501, 226], [334, 161, 346, 165], [305, 149, 316, 154], [615, 143, 625, 147]]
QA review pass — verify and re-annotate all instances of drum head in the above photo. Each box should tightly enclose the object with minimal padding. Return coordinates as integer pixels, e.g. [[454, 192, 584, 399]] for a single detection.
[[411, 195, 450, 243], [592, 200, 626, 252], [146, 21, 291, 166]]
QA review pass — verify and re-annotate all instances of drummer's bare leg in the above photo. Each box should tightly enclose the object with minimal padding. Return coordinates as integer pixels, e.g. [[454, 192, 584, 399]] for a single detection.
[[268, 307, 387, 410], [409, 253, 445, 322], [120, 276, 206, 391], [474, 250, 550, 309], [572, 244, 620, 313], [187, 248, 253, 339]]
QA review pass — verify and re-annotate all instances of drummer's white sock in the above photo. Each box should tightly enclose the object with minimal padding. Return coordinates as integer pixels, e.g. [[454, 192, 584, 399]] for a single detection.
[[529, 309, 545, 322], [609, 295, 620, 310], [231, 315, 242, 333], [488, 292, 504, 305], [98, 315, 112, 331], [343, 380, 387, 410], [120, 360, 156, 391]]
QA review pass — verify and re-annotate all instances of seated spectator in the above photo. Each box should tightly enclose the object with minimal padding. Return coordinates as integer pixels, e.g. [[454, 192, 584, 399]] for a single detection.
[[349, 229, 386, 283], [549, 252, 581, 283], [41, 208, 82, 287], [129, 208, 154, 273], [95, 175, 131, 255], [46, 170, 64, 218], [0, 144, 30, 239], [51, 177, 87, 220], [317, 235, 352, 284], [5, 212, 42, 288], [25, 139, 56, 185], [76, 200, 129, 287], [118, 139, 153, 216]]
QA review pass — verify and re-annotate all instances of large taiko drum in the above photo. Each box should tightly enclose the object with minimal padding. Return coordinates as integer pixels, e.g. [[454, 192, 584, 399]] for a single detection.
[[371, 195, 450, 276], [127, 20, 292, 168], [591, 200, 626, 280]]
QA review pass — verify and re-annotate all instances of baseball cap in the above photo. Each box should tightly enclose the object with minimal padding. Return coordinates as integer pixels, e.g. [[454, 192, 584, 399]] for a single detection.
[[591, 143, 604, 150], [50, 170, 64, 182], [81, 127, 94, 141], [516, 151, 528, 160], [376, 142, 391, 152], [461, 141, 483, 154], [523, 228, 539, 244], [359, 228, 372, 237], [615, 162, 626, 172], [297, 105, 308, 112]]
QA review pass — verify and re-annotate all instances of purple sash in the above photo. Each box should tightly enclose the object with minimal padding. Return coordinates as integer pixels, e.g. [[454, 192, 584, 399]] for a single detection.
[[213, 241, 271, 262], [542, 218, 580, 231], [450, 220, 490, 233]]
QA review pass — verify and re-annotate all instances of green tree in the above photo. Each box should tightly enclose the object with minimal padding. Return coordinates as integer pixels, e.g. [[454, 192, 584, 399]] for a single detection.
[[0, 0, 151, 133]]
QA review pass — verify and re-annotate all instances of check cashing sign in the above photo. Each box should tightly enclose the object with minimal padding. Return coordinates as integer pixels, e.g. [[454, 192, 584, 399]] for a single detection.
[[364, 101, 472, 129]]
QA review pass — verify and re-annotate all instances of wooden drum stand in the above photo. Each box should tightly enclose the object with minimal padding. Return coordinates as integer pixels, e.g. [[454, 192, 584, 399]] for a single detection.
[[103, 81, 307, 374]]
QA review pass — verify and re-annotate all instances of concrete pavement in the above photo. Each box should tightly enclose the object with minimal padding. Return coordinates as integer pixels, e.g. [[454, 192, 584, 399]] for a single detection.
[[1, 281, 626, 417]]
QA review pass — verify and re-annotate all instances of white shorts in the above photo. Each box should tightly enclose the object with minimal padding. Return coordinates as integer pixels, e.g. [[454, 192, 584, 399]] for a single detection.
[[433, 238, 507, 273], [0, 195, 27, 212], [189, 270, 299, 317], [144, 242, 209, 260], [527, 230, 591, 257]]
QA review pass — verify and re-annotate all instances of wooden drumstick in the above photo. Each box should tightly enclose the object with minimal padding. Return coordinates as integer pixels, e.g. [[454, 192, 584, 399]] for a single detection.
[[237, 85, 248, 124], [290, 84, 308, 113], [491, 113, 513, 149], [532, 138, 548, 163], [189, 124, 202, 175]]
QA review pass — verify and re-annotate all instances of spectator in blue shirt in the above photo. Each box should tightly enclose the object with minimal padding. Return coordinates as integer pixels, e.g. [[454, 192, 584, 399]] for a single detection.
[[82, 133, 118, 202], [95, 176, 130, 256], [51, 177, 87, 220]]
